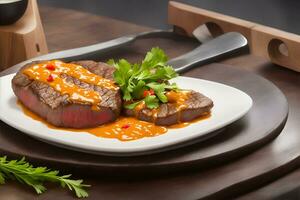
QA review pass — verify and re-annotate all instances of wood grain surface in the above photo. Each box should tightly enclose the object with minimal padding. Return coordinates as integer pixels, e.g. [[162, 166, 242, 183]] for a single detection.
[[0, 5, 299, 200], [0, 62, 288, 176]]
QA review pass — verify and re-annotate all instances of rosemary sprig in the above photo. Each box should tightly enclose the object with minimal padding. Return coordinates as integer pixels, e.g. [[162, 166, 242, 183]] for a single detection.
[[0, 156, 89, 198]]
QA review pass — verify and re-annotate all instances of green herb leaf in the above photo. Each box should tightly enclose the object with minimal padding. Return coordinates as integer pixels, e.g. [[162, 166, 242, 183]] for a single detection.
[[165, 82, 179, 91], [0, 156, 89, 198], [132, 80, 146, 99], [110, 47, 179, 109], [142, 47, 168, 70], [144, 95, 159, 109], [124, 94, 160, 110], [124, 100, 142, 110], [146, 82, 168, 103]]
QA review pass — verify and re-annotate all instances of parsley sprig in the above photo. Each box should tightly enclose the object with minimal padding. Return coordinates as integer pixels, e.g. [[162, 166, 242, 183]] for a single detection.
[[109, 47, 178, 109], [0, 156, 89, 198]]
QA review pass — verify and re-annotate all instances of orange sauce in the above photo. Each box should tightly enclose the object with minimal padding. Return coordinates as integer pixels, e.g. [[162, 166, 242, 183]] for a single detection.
[[131, 90, 191, 121], [17, 101, 211, 142], [135, 101, 146, 112], [17, 101, 167, 141], [135, 102, 158, 116], [22, 60, 118, 110], [166, 90, 190, 111]]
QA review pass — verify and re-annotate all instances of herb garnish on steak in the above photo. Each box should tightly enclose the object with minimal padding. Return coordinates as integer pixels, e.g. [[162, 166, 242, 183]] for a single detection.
[[110, 47, 214, 125]]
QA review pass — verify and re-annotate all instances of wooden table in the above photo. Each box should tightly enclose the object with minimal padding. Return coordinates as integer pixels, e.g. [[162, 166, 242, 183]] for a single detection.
[[0, 5, 300, 200]]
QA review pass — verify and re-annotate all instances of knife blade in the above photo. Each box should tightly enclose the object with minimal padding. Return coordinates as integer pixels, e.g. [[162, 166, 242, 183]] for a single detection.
[[168, 32, 248, 73]]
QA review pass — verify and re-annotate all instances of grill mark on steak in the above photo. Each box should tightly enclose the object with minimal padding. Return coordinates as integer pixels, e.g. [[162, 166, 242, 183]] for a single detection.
[[124, 91, 213, 126], [71, 60, 114, 80], [12, 60, 122, 128], [30, 81, 69, 109], [59, 73, 119, 112]]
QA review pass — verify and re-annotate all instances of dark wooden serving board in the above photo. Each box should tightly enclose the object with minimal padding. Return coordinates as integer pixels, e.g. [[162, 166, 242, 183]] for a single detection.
[[0, 55, 288, 175]]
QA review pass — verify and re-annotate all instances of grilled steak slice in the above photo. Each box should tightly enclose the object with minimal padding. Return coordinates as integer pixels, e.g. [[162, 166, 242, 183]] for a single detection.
[[12, 60, 121, 128], [124, 91, 213, 126]]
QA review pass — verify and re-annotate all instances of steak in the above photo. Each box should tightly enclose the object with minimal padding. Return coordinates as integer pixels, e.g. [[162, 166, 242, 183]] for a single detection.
[[12, 60, 121, 128], [124, 91, 213, 126]]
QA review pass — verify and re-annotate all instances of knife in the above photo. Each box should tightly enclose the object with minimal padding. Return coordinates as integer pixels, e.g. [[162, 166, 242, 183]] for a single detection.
[[170, 32, 247, 73], [0, 27, 247, 76]]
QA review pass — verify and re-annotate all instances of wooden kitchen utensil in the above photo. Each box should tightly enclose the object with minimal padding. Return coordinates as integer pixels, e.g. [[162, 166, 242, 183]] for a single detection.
[[169, 1, 300, 72], [0, 0, 47, 71]]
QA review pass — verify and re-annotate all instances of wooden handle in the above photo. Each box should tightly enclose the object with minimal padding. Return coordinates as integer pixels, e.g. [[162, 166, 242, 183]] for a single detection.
[[251, 26, 300, 71], [0, 0, 48, 71], [168, 1, 300, 72]]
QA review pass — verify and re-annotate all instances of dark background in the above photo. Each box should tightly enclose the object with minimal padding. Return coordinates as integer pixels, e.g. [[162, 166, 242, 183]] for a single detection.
[[39, 0, 300, 34]]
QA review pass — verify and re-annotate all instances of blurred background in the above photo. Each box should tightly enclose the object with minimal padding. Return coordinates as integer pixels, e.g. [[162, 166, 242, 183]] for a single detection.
[[39, 0, 300, 34]]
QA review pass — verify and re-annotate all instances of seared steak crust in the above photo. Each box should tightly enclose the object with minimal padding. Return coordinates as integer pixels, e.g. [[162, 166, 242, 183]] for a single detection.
[[12, 60, 121, 128], [124, 91, 213, 126]]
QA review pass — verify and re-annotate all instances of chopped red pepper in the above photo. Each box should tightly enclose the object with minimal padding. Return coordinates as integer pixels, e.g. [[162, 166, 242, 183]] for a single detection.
[[46, 64, 56, 71], [143, 89, 155, 97], [143, 90, 149, 97], [47, 74, 54, 82], [122, 124, 130, 129], [149, 89, 155, 95]]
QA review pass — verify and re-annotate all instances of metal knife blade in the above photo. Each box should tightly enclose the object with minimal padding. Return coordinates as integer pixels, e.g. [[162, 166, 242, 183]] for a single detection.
[[168, 32, 248, 73]]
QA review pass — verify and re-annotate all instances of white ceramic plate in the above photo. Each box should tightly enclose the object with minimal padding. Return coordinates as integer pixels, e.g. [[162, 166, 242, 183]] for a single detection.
[[0, 74, 252, 156]]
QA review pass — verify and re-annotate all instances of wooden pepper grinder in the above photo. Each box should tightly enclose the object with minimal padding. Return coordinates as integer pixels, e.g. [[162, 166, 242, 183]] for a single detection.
[[0, 0, 48, 71]]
